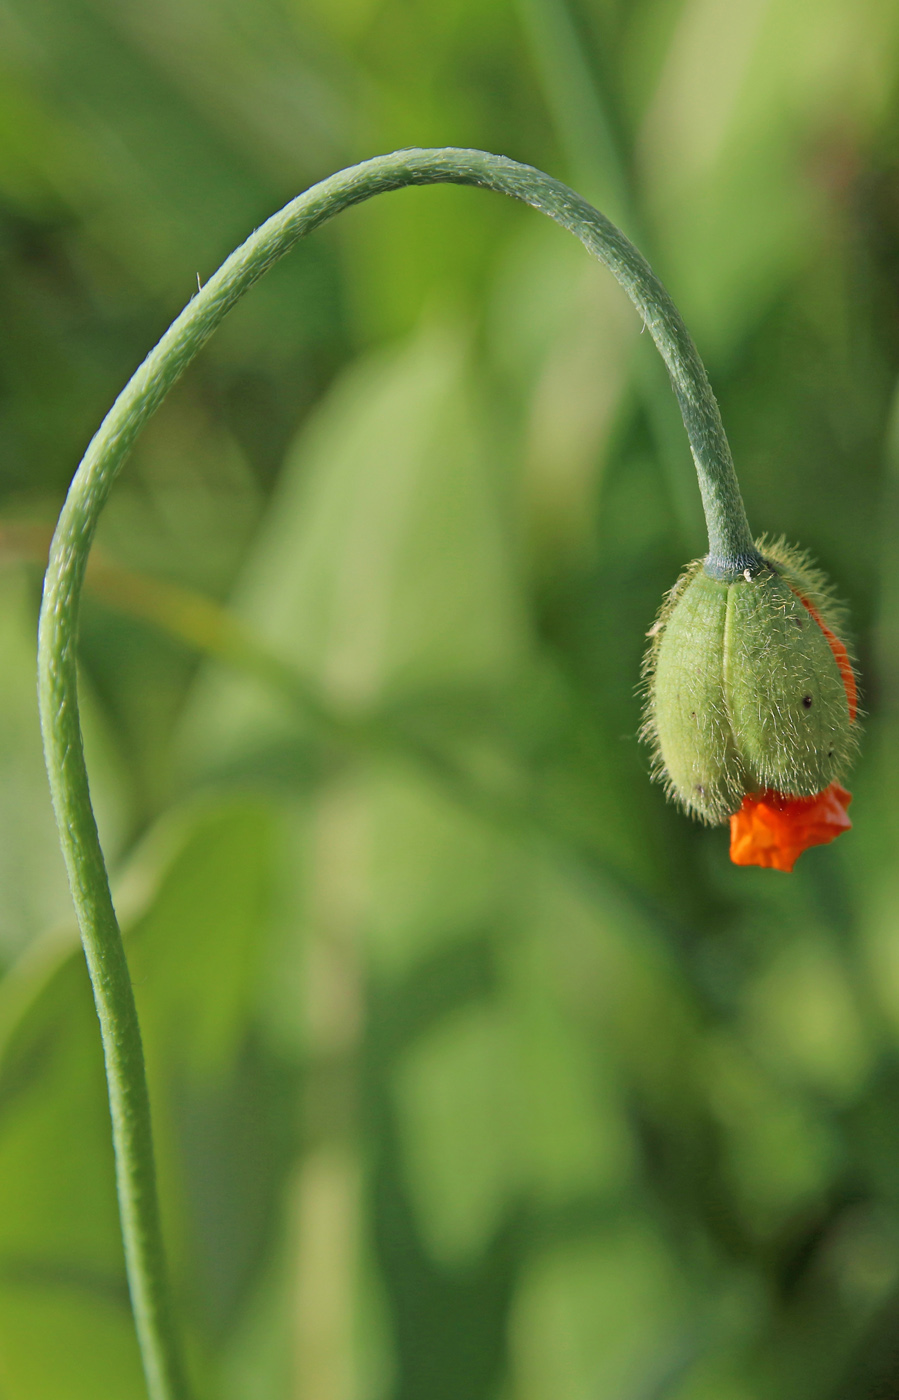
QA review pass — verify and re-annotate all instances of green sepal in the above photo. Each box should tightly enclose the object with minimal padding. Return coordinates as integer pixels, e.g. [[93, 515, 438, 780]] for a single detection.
[[643, 566, 744, 824], [724, 566, 852, 797]]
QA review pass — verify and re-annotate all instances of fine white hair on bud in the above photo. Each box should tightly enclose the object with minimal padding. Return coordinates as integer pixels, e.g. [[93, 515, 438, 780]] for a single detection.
[[641, 539, 858, 826]]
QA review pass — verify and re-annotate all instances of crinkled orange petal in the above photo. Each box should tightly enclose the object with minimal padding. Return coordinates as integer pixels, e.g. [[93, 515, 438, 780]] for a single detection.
[[729, 783, 852, 872]]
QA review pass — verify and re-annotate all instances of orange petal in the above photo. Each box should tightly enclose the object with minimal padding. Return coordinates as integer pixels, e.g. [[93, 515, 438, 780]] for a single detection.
[[729, 783, 852, 872]]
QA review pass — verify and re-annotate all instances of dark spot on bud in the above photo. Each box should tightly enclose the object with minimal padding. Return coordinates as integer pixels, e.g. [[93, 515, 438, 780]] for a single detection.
[[793, 616, 803, 628], [828, 750, 834, 757], [695, 785, 705, 796], [802, 695, 813, 709]]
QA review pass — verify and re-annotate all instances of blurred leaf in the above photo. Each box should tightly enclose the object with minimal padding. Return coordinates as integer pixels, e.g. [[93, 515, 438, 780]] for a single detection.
[[0, 570, 71, 960], [393, 911, 632, 1266], [0, 796, 280, 1395], [508, 1227, 691, 1400], [639, 0, 897, 356], [179, 318, 526, 780], [0, 932, 145, 1398]]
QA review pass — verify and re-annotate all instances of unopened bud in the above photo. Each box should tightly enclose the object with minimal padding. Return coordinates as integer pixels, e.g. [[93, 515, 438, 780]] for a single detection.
[[642, 539, 858, 842]]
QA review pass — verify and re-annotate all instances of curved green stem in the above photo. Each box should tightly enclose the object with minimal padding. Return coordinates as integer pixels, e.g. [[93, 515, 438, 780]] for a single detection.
[[37, 146, 754, 1400]]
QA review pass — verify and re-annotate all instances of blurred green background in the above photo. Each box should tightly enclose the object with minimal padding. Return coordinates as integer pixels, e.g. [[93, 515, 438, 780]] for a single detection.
[[1, 0, 899, 1396]]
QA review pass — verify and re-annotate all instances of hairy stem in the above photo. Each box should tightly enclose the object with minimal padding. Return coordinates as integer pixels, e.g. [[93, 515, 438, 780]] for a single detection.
[[37, 145, 754, 1400]]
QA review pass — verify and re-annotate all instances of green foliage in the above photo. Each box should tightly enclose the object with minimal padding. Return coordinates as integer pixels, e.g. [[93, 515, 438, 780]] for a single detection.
[[2, 0, 899, 1396], [0, 800, 279, 1397]]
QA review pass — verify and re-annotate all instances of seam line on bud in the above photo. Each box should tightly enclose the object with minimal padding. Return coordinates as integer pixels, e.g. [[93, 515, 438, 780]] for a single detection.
[[722, 579, 739, 781]]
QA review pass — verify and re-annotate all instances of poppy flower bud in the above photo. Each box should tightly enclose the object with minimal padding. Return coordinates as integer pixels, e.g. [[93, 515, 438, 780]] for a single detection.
[[642, 539, 858, 864]]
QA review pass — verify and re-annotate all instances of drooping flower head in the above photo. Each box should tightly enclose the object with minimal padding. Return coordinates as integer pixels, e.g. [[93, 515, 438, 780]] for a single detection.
[[642, 538, 858, 869]]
